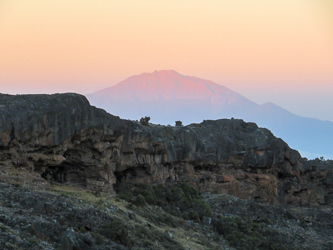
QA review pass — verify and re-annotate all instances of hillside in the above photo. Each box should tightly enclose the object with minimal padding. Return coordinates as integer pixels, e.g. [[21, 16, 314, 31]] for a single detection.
[[1, 181, 333, 249], [1, 93, 333, 249]]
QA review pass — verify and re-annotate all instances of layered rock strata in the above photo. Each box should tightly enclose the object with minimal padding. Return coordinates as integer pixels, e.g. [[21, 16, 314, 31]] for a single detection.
[[0, 93, 332, 206]]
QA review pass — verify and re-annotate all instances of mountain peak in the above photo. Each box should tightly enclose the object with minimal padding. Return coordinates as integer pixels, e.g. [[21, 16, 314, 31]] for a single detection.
[[151, 69, 181, 75], [87, 70, 257, 125]]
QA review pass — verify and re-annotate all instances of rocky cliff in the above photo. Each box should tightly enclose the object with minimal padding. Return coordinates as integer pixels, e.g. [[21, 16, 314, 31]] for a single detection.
[[0, 93, 332, 206]]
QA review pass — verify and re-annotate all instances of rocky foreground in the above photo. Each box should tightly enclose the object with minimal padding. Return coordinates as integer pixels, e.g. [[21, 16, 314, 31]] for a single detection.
[[0, 93, 333, 249]]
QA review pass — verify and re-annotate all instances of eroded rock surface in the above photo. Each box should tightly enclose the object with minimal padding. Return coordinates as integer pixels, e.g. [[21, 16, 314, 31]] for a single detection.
[[0, 93, 332, 206]]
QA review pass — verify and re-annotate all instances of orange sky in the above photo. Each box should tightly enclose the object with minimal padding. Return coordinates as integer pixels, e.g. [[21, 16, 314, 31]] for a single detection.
[[1, 0, 332, 120]]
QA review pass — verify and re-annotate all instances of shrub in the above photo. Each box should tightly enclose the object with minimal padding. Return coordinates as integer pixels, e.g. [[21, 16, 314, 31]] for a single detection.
[[90, 232, 104, 245], [188, 211, 200, 222], [175, 121, 182, 126], [140, 116, 150, 125], [213, 216, 286, 250], [99, 220, 131, 247], [117, 182, 212, 222], [134, 194, 146, 207]]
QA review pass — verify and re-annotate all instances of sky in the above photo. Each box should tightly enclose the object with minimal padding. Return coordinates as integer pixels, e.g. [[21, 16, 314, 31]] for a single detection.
[[1, 0, 332, 121]]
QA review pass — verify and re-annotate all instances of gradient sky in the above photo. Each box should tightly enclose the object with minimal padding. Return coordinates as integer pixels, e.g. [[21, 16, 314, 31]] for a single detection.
[[1, 1, 332, 121]]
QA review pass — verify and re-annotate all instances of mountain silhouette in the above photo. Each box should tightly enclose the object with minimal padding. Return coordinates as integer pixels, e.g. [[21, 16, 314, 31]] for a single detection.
[[87, 70, 333, 159]]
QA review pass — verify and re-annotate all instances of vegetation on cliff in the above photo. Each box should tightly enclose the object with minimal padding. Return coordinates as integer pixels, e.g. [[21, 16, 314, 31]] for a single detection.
[[117, 182, 212, 222]]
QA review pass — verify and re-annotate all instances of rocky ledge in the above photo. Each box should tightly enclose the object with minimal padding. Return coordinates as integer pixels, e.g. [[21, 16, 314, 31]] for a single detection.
[[0, 93, 332, 206]]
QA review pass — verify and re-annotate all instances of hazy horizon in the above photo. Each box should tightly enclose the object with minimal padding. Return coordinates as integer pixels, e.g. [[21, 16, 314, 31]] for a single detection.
[[85, 69, 333, 160], [1, 1, 333, 122]]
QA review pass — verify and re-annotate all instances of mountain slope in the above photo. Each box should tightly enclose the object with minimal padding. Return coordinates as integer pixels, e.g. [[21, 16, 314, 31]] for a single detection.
[[87, 70, 258, 124], [87, 70, 333, 159]]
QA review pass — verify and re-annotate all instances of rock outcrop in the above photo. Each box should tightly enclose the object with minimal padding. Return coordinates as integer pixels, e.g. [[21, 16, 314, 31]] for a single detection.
[[0, 93, 332, 206]]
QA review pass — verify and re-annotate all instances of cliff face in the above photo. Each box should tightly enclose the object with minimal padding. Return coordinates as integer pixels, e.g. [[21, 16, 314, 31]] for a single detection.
[[0, 93, 332, 206]]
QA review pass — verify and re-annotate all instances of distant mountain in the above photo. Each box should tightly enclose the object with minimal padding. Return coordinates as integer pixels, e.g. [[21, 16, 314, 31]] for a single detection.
[[87, 70, 257, 123], [87, 70, 333, 159]]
